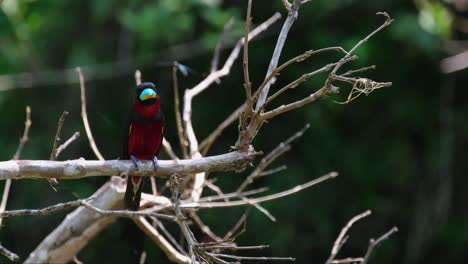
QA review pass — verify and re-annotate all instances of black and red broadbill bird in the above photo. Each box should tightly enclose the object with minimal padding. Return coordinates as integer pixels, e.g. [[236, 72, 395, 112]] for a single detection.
[[123, 82, 164, 210]]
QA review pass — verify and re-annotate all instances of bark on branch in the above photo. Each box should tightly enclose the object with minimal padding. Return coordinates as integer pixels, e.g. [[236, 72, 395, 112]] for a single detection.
[[0, 150, 256, 180]]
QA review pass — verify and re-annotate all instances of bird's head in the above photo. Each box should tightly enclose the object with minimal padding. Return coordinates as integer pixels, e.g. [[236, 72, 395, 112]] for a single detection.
[[136, 82, 159, 106]]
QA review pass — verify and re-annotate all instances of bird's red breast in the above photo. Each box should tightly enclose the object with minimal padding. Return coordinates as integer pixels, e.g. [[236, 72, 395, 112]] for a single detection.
[[127, 99, 164, 160]]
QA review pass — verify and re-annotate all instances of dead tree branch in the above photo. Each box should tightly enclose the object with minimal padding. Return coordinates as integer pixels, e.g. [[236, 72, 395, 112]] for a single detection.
[[0, 106, 31, 229], [76, 67, 105, 161], [0, 149, 256, 180]]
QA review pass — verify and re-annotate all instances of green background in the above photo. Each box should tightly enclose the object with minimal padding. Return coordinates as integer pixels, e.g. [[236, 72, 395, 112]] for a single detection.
[[0, 0, 467, 263]]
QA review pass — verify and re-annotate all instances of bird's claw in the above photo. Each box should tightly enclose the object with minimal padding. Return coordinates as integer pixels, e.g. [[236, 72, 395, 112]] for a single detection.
[[130, 155, 141, 170], [152, 156, 159, 171]]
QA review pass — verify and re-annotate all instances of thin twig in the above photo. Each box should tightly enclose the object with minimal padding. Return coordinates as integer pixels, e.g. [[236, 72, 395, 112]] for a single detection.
[[255, 0, 302, 111], [199, 103, 245, 155], [48, 110, 70, 189], [199, 244, 269, 250], [0, 243, 19, 262], [190, 212, 223, 242], [237, 123, 310, 192], [81, 200, 177, 221], [162, 138, 180, 160], [330, 258, 364, 264], [211, 18, 234, 73], [173, 62, 189, 159], [0, 106, 31, 229], [184, 171, 338, 209], [198, 187, 269, 203], [208, 253, 295, 261], [0, 199, 88, 218], [243, 0, 253, 107], [139, 251, 147, 264], [135, 69, 142, 85], [50, 111, 69, 160], [12, 106, 31, 160], [170, 175, 198, 264], [341, 65, 375, 77], [76, 67, 105, 161], [281, 0, 292, 10], [259, 165, 287, 176], [73, 256, 84, 264], [55, 132, 80, 158], [254, 47, 347, 105], [134, 217, 192, 264], [361, 226, 398, 264], [239, 196, 276, 222], [151, 217, 188, 255], [326, 210, 372, 264], [223, 213, 248, 240]]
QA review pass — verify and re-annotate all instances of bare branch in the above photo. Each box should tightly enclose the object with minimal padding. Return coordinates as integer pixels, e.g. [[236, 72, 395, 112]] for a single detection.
[[440, 49, 468, 73], [341, 65, 375, 77], [151, 217, 188, 255], [0, 105, 31, 228], [255, 0, 302, 111], [184, 171, 338, 208], [134, 217, 192, 264], [361, 227, 398, 264], [12, 105, 32, 160], [255, 47, 347, 105], [0, 243, 19, 262], [237, 123, 310, 192], [199, 103, 245, 155], [48, 110, 70, 189], [55, 132, 80, 158], [162, 138, 180, 160], [50, 111, 69, 160], [243, 0, 253, 107], [173, 62, 189, 159], [325, 210, 372, 264], [223, 213, 248, 240], [170, 175, 198, 264], [0, 149, 256, 180], [190, 212, 223, 242], [139, 251, 147, 264], [26, 178, 124, 263], [259, 165, 287, 176], [80, 200, 177, 221], [239, 196, 276, 222], [199, 187, 269, 203], [135, 69, 142, 85], [182, 13, 280, 202], [211, 18, 234, 73], [76, 67, 105, 161], [199, 244, 269, 250], [0, 199, 88, 218], [281, 0, 292, 10], [208, 253, 295, 261], [330, 258, 364, 264]]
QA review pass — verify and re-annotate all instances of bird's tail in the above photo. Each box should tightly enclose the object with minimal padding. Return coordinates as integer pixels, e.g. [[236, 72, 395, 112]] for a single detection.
[[124, 176, 144, 210]]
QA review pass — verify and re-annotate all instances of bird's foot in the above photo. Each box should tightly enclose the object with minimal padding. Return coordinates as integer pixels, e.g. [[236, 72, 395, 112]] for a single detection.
[[130, 155, 141, 170], [152, 156, 159, 171]]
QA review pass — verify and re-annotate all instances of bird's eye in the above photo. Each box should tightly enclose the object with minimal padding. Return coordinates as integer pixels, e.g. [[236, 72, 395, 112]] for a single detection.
[[139, 88, 157, 101]]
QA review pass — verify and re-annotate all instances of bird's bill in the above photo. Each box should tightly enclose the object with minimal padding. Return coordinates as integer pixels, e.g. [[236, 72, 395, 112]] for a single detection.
[[139, 88, 157, 101]]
